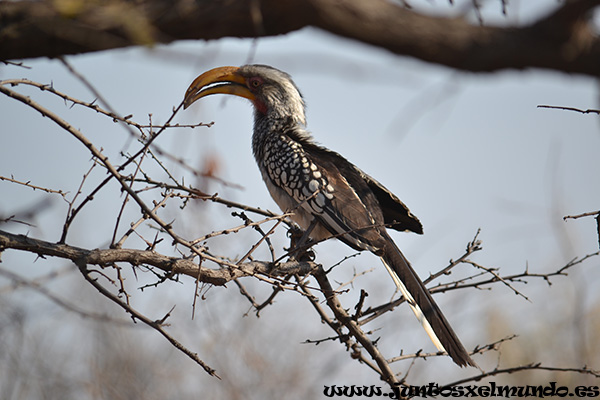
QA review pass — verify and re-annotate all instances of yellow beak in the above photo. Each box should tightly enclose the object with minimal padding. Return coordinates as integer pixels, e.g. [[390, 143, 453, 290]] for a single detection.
[[183, 66, 255, 109]]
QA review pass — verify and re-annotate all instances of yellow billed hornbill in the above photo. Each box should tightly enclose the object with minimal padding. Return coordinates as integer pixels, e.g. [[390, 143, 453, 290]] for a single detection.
[[183, 65, 475, 367]]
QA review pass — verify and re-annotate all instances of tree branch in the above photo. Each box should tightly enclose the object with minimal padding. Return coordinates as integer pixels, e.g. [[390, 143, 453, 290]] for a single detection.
[[76, 258, 221, 378], [311, 266, 400, 390], [0, 229, 318, 286], [1, 0, 600, 77]]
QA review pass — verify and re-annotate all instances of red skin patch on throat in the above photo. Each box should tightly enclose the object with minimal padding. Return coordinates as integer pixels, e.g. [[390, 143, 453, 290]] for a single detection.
[[253, 99, 268, 115]]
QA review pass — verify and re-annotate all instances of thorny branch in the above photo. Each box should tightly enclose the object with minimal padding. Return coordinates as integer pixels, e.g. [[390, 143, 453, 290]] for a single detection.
[[387, 334, 519, 364], [0, 174, 68, 199], [0, 76, 319, 377], [76, 259, 221, 378], [443, 363, 600, 389], [0, 229, 318, 286]]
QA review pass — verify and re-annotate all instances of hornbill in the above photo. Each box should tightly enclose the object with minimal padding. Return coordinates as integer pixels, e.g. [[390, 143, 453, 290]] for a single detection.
[[183, 65, 475, 367]]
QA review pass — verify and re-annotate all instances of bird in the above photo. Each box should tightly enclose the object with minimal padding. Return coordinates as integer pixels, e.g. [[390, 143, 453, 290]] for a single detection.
[[183, 64, 475, 367]]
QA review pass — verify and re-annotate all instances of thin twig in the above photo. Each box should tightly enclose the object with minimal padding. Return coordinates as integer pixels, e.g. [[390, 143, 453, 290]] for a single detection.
[[76, 260, 220, 377], [538, 104, 600, 115], [564, 210, 600, 220], [0, 175, 68, 199], [443, 363, 600, 389]]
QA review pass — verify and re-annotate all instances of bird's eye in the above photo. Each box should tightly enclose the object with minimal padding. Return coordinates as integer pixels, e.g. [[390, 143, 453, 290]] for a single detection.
[[249, 77, 262, 88]]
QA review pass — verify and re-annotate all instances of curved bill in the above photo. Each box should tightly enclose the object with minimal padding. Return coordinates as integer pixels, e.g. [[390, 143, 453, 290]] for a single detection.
[[183, 66, 255, 109]]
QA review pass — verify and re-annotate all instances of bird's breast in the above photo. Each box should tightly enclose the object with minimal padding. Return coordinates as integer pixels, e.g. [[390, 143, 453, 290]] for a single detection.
[[260, 135, 334, 211], [254, 134, 337, 241]]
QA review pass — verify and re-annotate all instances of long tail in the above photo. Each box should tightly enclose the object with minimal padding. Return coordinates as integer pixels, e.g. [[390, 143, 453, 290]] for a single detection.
[[380, 233, 476, 367]]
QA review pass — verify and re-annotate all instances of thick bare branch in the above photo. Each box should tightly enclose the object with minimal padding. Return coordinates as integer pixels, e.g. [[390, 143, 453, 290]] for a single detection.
[[0, 229, 318, 285], [1, 0, 600, 77]]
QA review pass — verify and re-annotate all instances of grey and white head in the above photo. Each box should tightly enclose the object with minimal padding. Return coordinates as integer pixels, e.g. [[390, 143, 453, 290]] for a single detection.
[[184, 64, 306, 126]]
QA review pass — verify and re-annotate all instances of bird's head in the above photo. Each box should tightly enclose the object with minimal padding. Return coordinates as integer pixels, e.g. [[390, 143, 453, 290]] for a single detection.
[[184, 64, 306, 125]]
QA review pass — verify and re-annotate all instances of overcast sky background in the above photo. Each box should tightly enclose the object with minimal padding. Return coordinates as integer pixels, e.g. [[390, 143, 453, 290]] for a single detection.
[[1, 0, 599, 396]]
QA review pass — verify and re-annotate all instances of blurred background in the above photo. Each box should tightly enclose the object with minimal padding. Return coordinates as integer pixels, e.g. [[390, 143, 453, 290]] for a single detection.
[[1, 0, 599, 398]]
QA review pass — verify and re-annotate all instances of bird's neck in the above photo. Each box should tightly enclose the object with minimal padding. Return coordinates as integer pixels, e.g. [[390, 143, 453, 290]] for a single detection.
[[251, 111, 313, 164]]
